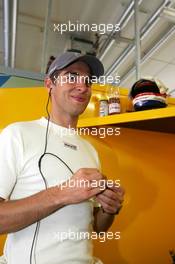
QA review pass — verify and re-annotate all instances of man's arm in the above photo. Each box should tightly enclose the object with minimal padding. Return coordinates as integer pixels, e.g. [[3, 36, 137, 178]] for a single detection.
[[0, 168, 102, 234], [93, 185, 124, 233], [93, 207, 115, 233], [0, 186, 65, 234]]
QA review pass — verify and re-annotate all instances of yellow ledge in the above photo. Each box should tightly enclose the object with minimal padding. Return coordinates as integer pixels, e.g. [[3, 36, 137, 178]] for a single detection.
[[78, 106, 175, 128]]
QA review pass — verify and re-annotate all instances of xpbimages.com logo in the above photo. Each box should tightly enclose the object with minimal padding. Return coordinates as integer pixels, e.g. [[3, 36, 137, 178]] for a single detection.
[[53, 21, 120, 35], [53, 74, 121, 86], [59, 179, 121, 191], [53, 229, 121, 243], [49, 125, 121, 139]]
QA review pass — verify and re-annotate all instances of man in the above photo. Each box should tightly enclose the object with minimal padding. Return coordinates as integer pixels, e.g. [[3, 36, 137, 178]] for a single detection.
[[0, 52, 124, 264]]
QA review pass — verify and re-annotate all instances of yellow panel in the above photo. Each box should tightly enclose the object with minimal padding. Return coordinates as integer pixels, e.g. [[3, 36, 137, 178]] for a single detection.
[[0, 87, 48, 129], [82, 128, 175, 264], [0, 85, 174, 129], [78, 106, 175, 127], [0, 235, 6, 255]]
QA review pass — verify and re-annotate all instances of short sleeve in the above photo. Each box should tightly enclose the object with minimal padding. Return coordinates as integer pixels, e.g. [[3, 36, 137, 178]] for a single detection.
[[0, 125, 21, 199]]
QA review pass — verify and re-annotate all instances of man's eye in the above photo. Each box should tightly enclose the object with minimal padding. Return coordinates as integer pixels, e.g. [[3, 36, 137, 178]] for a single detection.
[[85, 77, 92, 86], [67, 73, 78, 82], [70, 75, 75, 81], [65, 72, 92, 86]]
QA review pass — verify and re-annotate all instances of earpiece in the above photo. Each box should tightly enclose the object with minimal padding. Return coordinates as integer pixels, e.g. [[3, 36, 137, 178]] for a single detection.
[[49, 88, 52, 97]]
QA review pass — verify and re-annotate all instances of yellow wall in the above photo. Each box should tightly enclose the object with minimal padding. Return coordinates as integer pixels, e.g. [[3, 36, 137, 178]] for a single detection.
[[0, 87, 48, 129], [84, 129, 175, 264], [0, 84, 134, 129], [0, 86, 175, 263]]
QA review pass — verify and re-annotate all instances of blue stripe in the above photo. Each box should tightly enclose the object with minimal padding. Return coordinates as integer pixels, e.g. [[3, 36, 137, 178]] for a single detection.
[[0, 75, 11, 86]]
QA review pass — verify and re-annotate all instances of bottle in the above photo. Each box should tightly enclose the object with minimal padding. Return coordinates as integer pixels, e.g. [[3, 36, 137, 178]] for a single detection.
[[108, 86, 121, 115], [99, 94, 108, 117]]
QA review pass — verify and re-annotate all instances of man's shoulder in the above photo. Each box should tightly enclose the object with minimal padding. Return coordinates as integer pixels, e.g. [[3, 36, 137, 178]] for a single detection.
[[1, 118, 43, 137]]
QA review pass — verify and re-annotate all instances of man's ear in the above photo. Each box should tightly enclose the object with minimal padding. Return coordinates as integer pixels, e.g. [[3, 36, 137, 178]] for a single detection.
[[44, 77, 54, 93]]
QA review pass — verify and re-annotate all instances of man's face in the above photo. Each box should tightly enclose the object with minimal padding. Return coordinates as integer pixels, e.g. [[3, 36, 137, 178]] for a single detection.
[[49, 61, 92, 118]]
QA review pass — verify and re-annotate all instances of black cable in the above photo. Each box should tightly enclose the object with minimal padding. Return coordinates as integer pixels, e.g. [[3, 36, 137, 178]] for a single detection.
[[39, 152, 74, 175], [29, 89, 74, 264]]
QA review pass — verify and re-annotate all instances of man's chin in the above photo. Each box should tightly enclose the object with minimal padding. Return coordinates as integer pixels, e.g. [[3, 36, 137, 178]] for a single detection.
[[70, 107, 87, 117]]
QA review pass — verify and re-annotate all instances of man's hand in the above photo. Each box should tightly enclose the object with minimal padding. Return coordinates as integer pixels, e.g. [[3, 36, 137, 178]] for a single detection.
[[96, 183, 125, 215], [58, 168, 105, 205]]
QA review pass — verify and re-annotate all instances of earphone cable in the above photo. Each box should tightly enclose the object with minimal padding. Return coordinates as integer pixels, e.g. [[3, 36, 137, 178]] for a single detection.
[[29, 90, 51, 264], [30, 89, 74, 264]]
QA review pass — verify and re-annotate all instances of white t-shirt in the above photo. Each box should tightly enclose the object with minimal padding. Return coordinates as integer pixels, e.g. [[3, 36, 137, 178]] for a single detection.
[[0, 117, 102, 264]]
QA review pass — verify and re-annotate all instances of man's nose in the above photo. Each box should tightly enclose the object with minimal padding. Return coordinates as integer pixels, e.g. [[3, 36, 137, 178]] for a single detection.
[[75, 79, 89, 92]]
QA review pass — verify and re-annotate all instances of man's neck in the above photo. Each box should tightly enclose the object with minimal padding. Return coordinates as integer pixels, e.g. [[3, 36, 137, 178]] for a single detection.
[[49, 112, 78, 129]]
